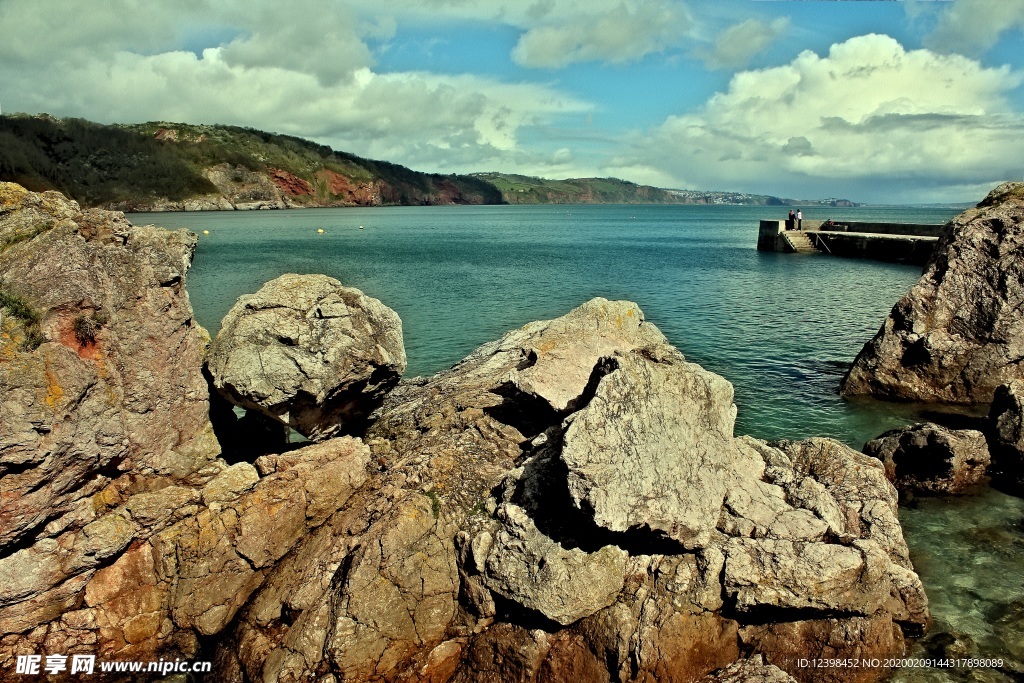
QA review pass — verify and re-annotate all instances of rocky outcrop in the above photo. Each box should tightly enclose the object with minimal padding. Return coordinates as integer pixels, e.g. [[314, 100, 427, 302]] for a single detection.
[[0, 184, 378, 675], [988, 381, 1024, 492], [841, 182, 1024, 404], [0, 182, 223, 664], [2, 189, 931, 683], [207, 274, 406, 441], [76, 437, 368, 660], [863, 423, 990, 495], [215, 298, 929, 683], [0, 182, 220, 549]]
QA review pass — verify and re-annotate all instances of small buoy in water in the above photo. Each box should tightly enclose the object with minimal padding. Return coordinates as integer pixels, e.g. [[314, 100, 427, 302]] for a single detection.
[[202, 230, 209, 235], [317, 228, 324, 234], [359, 225, 364, 230]]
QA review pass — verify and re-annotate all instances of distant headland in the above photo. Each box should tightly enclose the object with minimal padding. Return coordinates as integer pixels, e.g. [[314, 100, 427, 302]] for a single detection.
[[0, 114, 858, 212]]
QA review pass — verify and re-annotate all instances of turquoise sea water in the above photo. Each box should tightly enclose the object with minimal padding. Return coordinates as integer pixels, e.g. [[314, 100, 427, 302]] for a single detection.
[[131, 203, 1024, 679], [135, 203, 958, 445]]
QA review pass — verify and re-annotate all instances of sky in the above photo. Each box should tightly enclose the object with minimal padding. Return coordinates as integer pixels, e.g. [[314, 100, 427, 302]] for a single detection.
[[1, 0, 1023, 203]]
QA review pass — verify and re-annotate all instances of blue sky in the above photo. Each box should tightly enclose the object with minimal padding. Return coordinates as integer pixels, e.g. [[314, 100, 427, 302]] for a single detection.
[[1, 0, 1022, 203]]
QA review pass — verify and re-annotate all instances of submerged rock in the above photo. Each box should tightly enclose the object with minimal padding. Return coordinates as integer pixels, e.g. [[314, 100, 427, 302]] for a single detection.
[[989, 381, 1024, 492], [207, 273, 406, 441], [841, 182, 1024, 404], [863, 423, 990, 495]]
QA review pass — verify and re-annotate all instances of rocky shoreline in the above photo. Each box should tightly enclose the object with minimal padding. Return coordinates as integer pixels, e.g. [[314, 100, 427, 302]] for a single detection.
[[1, 181, 1023, 682]]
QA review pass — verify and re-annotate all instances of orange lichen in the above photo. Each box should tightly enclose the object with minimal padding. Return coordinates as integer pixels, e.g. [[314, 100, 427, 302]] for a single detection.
[[44, 364, 64, 409]]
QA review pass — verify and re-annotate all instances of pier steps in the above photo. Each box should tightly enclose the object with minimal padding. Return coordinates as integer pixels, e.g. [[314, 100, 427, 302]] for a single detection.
[[780, 230, 818, 254]]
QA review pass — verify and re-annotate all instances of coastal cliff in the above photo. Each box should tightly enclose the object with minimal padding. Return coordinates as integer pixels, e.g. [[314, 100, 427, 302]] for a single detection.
[[0, 116, 503, 211], [1, 183, 926, 682], [0, 115, 857, 212]]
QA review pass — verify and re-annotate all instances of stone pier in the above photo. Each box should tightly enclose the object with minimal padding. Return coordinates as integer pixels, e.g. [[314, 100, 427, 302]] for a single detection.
[[757, 218, 945, 265]]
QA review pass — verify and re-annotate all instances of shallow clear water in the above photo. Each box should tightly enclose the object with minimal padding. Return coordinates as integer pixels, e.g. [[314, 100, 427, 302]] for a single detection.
[[130, 203, 1024, 679], [894, 488, 1024, 682]]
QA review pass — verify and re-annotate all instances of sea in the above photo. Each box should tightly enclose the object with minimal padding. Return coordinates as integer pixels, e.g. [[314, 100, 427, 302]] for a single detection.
[[130, 203, 1024, 680]]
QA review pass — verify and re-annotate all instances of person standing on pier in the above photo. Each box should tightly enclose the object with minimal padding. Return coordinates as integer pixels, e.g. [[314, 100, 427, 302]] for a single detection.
[[787, 209, 795, 230], [796, 209, 803, 230]]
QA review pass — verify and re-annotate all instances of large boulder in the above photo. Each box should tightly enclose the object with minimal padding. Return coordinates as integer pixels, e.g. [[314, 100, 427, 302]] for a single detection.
[[207, 273, 406, 441], [841, 182, 1024, 404], [215, 299, 929, 683], [559, 348, 739, 549], [863, 422, 990, 495]]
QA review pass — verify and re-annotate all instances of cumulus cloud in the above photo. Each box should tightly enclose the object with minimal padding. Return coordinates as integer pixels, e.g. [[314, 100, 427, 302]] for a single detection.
[[217, 1, 376, 86], [0, 0, 588, 173], [925, 0, 1024, 54], [627, 34, 1024, 200], [511, 1, 693, 68], [696, 17, 790, 70]]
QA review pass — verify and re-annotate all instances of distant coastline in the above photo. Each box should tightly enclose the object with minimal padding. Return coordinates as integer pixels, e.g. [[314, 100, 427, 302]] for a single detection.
[[1, 114, 859, 213]]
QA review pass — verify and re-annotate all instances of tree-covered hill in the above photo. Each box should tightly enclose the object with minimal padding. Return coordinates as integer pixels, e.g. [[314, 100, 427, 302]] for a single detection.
[[0, 115, 859, 211], [0, 115, 503, 210]]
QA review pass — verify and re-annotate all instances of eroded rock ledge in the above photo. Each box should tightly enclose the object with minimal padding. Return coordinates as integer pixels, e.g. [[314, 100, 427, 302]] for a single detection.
[[0, 183, 929, 683]]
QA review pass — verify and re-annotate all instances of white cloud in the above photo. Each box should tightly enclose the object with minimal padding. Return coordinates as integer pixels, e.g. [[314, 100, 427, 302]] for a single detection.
[[217, 1, 375, 86], [628, 34, 1024, 200], [511, 1, 693, 68], [696, 17, 790, 70], [358, 0, 696, 69], [925, 0, 1024, 54], [0, 0, 589, 173]]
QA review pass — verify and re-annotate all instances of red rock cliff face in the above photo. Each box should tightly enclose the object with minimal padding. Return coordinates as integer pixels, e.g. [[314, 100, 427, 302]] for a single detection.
[[269, 168, 313, 197], [316, 169, 383, 206]]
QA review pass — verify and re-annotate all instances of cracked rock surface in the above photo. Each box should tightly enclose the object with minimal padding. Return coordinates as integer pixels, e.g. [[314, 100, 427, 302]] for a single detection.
[[842, 182, 1024, 403], [207, 273, 406, 441], [216, 299, 929, 683]]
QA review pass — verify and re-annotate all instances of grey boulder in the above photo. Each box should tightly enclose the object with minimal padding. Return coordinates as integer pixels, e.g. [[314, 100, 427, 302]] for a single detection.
[[558, 347, 739, 549], [207, 273, 406, 440]]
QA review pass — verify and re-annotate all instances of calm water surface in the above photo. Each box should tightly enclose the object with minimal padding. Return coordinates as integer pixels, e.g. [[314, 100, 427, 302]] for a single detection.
[[131, 203, 1023, 679], [135, 203, 957, 444]]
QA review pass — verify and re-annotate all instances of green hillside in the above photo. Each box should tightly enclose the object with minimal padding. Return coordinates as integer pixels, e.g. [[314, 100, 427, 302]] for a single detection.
[[0, 115, 503, 209], [0, 115, 859, 211], [473, 172, 688, 205]]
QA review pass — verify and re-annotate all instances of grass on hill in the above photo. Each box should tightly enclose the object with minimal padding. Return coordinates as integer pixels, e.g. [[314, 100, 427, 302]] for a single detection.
[[0, 115, 503, 207]]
